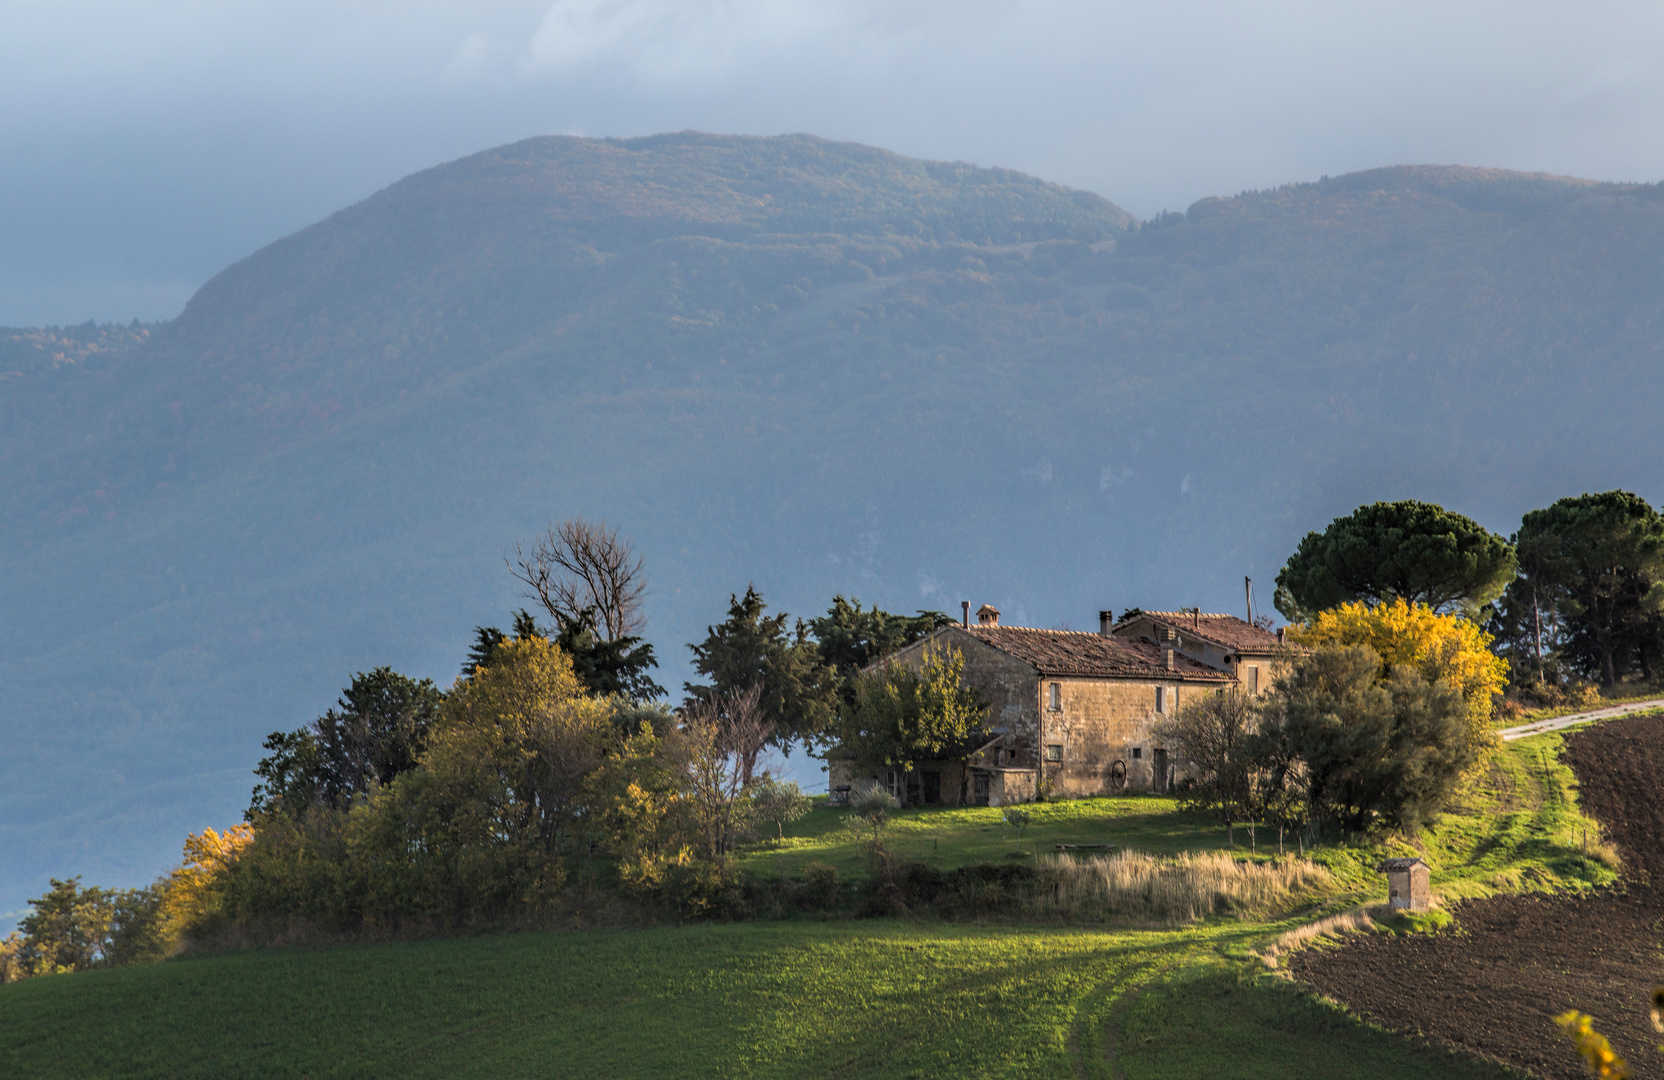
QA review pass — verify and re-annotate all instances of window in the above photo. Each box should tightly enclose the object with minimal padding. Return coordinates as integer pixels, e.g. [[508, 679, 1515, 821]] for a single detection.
[[1132, 747, 1142, 760], [1048, 682, 1062, 711], [1155, 686, 1166, 713], [1247, 665, 1261, 694], [1044, 744, 1063, 762]]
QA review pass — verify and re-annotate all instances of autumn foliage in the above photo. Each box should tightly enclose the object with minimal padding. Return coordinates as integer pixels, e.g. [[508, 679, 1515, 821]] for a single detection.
[[1289, 598, 1507, 765]]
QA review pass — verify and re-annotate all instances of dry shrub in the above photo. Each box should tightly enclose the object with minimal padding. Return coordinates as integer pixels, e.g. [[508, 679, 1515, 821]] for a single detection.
[[1033, 850, 1332, 925], [1586, 838, 1623, 871], [1260, 909, 1378, 968]]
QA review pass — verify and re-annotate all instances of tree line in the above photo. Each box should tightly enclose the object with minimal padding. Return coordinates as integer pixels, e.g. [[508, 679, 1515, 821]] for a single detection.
[[7, 488, 1659, 977], [1275, 492, 1664, 696], [2, 518, 974, 977], [1165, 488, 1664, 854]]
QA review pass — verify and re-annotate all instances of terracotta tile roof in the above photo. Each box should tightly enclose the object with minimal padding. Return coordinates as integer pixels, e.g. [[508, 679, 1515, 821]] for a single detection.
[[954, 624, 1231, 681], [1122, 612, 1283, 655]]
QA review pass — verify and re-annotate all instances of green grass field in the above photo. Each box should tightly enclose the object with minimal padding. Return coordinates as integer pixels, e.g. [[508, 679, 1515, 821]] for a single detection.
[[0, 735, 1597, 1078], [0, 921, 1521, 1080]]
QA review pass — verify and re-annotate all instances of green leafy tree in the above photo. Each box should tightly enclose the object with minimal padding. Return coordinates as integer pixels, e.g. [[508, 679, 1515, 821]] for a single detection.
[[15, 878, 112, 975], [809, 595, 952, 697], [686, 585, 838, 757], [469, 608, 664, 703], [585, 726, 689, 896], [605, 696, 677, 740], [751, 776, 812, 841], [1246, 715, 1311, 856], [461, 609, 542, 676], [4, 878, 169, 978], [102, 886, 171, 967], [843, 787, 899, 861], [246, 728, 324, 819], [1515, 491, 1664, 688], [836, 644, 987, 805], [1275, 500, 1516, 619], [552, 608, 665, 701], [1486, 572, 1572, 691], [229, 637, 605, 931], [1257, 645, 1474, 835], [250, 666, 443, 816]]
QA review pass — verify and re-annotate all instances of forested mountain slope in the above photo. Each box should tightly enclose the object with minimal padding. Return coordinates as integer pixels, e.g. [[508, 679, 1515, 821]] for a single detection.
[[3, 133, 1661, 922]]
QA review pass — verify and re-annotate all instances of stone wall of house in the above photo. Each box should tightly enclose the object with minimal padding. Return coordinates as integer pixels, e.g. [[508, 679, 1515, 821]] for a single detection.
[[1038, 675, 1189, 796], [985, 768, 1036, 807], [890, 627, 1043, 768]]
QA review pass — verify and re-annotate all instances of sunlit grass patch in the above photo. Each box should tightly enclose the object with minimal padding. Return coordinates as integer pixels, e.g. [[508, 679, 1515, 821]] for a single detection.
[[732, 794, 1232, 884]]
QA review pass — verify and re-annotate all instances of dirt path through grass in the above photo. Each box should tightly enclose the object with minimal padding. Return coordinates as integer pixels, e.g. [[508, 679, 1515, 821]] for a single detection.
[[1497, 697, 1664, 741]]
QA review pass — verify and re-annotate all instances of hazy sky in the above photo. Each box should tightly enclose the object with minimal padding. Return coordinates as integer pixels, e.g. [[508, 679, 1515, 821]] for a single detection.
[[4, 0, 1664, 325]]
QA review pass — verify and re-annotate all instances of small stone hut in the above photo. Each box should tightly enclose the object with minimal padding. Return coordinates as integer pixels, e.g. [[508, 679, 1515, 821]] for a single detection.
[[1380, 857, 1431, 911]]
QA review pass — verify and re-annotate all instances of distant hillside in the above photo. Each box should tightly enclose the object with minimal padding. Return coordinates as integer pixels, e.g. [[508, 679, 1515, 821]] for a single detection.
[[3, 133, 1663, 924]]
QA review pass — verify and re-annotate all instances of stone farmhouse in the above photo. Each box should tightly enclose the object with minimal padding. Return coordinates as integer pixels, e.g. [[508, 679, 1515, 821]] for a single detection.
[[827, 603, 1288, 808]]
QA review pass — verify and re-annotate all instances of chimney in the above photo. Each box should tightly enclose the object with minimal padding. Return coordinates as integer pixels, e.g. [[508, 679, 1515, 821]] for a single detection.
[[1159, 626, 1177, 670], [1099, 610, 1113, 637], [977, 604, 1000, 627], [1277, 627, 1286, 646], [961, 600, 970, 628]]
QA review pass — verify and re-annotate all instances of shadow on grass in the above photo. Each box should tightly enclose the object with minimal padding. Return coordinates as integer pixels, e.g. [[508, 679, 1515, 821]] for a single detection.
[[1114, 961, 1526, 1080]]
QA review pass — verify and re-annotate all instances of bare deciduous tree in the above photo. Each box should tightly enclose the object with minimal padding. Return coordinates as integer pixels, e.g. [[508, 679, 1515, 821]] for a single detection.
[[684, 683, 776, 789], [509, 518, 648, 641], [1153, 689, 1259, 847], [681, 684, 774, 857]]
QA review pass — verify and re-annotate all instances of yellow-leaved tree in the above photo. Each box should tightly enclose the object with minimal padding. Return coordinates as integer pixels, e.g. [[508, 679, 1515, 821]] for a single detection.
[[398, 635, 615, 914], [158, 823, 254, 943], [1288, 598, 1507, 764]]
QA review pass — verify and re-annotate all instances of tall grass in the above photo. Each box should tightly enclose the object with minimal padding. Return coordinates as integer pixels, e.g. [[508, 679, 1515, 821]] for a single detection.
[[1033, 850, 1332, 925]]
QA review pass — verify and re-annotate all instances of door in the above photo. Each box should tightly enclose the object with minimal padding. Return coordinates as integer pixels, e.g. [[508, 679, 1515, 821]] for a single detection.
[[1152, 748, 1169, 793], [972, 773, 990, 806], [921, 771, 942, 805]]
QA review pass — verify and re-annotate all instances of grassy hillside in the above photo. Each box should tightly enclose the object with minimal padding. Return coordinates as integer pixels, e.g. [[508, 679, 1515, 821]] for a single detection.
[[5, 726, 1596, 1079], [5, 132, 1664, 924], [0, 921, 1522, 1080], [739, 729, 1613, 904]]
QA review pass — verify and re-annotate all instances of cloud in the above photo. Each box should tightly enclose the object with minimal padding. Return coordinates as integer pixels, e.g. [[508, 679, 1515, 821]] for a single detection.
[[7, 0, 1664, 322], [523, 0, 823, 80]]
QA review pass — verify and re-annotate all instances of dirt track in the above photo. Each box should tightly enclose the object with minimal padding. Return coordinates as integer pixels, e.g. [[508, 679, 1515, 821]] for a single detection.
[[1291, 713, 1664, 1079]]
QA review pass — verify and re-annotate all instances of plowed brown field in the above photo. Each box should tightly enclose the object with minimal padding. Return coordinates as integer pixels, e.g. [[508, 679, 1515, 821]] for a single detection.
[[1291, 713, 1664, 1079]]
